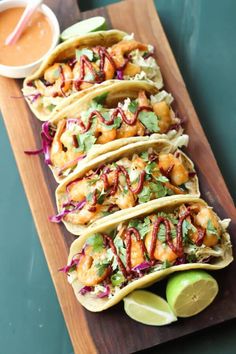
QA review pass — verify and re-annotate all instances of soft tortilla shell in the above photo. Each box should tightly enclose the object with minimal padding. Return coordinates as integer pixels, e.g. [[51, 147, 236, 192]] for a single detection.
[[68, 195, 233, 312], [56, 139, 200, 235]]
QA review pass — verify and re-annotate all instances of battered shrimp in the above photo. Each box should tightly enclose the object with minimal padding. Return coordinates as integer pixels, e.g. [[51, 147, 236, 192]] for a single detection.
[[94, 121, 117, 144], [145, 226, 178, 262], [194, 206, 221, 247], [65, 204, 103, 225], [67, 179, 90, 202], [152, 101, 171, 133], [116, 120, 145, 139], [138, 90, 150, 107], [72, 61, 98, 90], [110, 40, 148, 67], [115, 189, 136, 209], [158, 153, 189, 186], [50, 120, 82, 168], [130, 237, 145, 268], [35, 63, 73, 97], [76, 245, 110, 286]]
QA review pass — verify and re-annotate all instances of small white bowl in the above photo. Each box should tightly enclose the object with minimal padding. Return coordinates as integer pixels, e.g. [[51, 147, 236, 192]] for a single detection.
[[0, 0, 60, 78]]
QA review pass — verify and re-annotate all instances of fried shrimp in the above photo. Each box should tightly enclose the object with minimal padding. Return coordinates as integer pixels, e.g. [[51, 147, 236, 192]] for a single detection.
[[158, 153, 189, 186], [76, 245, 110, 286], [110, 40, 148, 67], [50, 120, 82, 168], [35, 63, 73, 97]]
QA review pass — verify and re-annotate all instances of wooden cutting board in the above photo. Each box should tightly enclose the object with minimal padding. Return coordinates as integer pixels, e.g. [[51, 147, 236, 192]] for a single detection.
[[0, 1, 235, 353]]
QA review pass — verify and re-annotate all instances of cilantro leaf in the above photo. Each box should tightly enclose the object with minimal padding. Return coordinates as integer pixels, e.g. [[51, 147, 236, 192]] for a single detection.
[[46, 104, 56, 112], [182, 219, 196, 245], [145, 162, 156, 175], [138, 111, 160, 133], [128, 100, 138, 113], [128, 217, 151, 239], [155, 175, 169, 183], [150, 181, 168, 198], [76, 48, 94, 61], [92, 91, 109, 105], [95, 262, 109, 277], [140, 151, 149, 161], [101, 112, 122, 130], [207, 220, 218, 235], [86, 234, 104, 253], [77, 132, 96, 152], [138, 186, 151, 203]]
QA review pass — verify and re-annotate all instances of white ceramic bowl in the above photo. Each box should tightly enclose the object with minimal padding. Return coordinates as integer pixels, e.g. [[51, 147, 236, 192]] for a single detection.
[[0, 0, 60, 78]]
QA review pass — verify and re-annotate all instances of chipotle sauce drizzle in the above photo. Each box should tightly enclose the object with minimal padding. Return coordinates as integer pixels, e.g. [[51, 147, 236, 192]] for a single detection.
[[78, 106, 153, 133], [125, 227, 147, 273]]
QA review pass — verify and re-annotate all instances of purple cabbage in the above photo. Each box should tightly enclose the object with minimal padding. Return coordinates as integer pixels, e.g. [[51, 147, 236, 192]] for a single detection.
[[97, 285, 110, 298], [79, 286, 93, 295], [59, 257, 80, 273], [116, 69, 124, 80], [132, 261, 152, 272], [49, 199, 86, 223]]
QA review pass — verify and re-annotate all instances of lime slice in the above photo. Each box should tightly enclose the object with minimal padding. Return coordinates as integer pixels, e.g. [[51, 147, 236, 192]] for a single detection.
[[61, 17, 107, 41], [166, 270, 219, 318], [123, 290, 177, 326]]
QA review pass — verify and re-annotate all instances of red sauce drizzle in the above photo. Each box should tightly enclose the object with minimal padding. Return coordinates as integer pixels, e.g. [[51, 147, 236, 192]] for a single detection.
[[103, 234, 127, 277], [176, 210, 191, 255], [108, 165, 146, 196], [75, 55, 100, 90], [79, 106, 153, 133], [125, 227, 147, 273], [195, 226, 205, 246]]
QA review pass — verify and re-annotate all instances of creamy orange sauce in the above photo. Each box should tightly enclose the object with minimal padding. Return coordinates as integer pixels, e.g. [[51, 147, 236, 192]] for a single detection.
[[0, 7, 53, 66]]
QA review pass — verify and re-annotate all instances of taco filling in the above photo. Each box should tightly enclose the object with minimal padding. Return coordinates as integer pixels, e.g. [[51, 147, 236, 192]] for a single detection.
[[41, 89, 181, 178], [63, 202, 230, 299], [53, 148, 196, 226], [24, 35, 162, 116]]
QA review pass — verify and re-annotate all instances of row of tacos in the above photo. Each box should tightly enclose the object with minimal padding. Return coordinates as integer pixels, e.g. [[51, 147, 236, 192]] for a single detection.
[[23, 30, 233, 312]]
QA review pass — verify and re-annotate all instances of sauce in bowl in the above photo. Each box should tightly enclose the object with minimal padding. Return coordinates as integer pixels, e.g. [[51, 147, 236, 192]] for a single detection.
[[0, 7, 53, 66]]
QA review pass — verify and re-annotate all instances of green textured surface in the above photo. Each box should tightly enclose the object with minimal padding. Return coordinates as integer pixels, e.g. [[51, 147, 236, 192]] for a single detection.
[[0, 1, 235, 353]]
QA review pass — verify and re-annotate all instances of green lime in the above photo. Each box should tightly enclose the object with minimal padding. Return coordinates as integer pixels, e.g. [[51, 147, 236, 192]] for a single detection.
[[60, 17, 107, 41], [123, 290, 177, 326], [166, 270, 219, 318]]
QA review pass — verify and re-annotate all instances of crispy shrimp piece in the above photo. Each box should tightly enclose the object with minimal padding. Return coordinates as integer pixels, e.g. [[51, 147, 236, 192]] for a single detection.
[[115, 189, 136, 209], [152, 101, 172, 133], [67, 179, 90, 202], [111, 40, 148, 67], [123, 62, 141, 76], [50, 120, 82, 168], [94, 121, 117, 144], [65, 203, 103, 225], [116, 120, 145, 139], [72, 61, 98, 90], [145, 226, 178, 262], [138, 90, 150, 107], [194, 206, 221, 247], [35, 63, 73, 97], [158, 153, 189, 186], [76, 245, 110, 286], [130, 237, 145, 268]]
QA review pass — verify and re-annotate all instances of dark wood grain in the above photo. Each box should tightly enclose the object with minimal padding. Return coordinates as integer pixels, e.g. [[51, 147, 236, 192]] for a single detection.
[[0, 0, 235, 353]]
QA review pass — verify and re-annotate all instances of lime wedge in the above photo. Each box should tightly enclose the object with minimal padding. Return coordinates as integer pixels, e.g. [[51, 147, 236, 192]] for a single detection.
[[166, 270, 219, 318], [61, 17, 107, 41], [123, 290, 177, 326]]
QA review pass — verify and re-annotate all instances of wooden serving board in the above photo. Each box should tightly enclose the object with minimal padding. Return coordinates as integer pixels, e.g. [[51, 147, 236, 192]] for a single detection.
[[0, 0, 235, 353]]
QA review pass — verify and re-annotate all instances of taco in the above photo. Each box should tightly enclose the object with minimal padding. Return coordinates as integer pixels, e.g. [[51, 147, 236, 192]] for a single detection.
[[41, 81, 183, 182], [63, 195, 233, 312], [53, 139, 199, 235], [22, 30, 163, 121]]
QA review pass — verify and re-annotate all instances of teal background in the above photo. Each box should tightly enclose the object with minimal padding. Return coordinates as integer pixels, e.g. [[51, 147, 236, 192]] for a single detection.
[[0, 0, 235, 353]]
